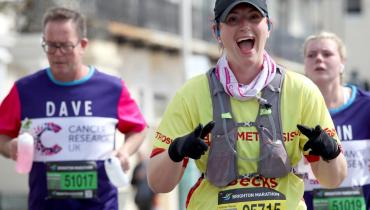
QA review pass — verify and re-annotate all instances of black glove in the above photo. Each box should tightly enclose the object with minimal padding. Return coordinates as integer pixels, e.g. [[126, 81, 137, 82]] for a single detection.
[[297, 124, 341, 162], [168, 121, 215, 162]]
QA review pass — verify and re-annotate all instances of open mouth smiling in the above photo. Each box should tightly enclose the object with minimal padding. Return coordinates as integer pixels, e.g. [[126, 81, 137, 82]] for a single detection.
[[237, 37, 255, 53]]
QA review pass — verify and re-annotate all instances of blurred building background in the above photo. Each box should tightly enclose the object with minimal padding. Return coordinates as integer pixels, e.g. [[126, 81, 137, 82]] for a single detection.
[[0, 0, 369, 209]]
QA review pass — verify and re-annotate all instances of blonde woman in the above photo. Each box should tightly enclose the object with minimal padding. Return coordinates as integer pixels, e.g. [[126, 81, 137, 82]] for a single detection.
[[302, 31, 370, 210]]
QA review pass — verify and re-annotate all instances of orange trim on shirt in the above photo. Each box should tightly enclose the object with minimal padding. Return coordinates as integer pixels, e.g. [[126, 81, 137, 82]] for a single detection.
[[186, 175, 204, 208], [150, 148, 189, 167], [150, 148, 165, 158]]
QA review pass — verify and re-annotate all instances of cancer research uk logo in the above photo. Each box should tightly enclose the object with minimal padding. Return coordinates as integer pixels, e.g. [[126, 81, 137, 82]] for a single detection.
[[34, 122, 62, 156]]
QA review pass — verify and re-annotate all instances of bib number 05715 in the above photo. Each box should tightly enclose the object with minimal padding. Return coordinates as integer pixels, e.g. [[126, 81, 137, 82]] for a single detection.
[[243, 202, 281, 210]]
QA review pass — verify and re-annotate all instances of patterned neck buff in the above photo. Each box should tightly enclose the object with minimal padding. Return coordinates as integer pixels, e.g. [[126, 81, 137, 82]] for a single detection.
[[215, 51, 277, 101]]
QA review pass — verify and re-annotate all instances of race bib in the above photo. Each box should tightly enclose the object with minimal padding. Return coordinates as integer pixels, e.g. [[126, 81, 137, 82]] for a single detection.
[[46, 161, 98, 199], [313, 187, 366, 210], [218, 187, 286, 210]]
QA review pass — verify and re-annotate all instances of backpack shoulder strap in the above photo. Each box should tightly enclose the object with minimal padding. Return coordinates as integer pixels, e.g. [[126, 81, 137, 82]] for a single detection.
[[206, 68, 235, 136], [256, 66, 285, 143], [256, 66, 292, 178], [205, 68, 239, 187]]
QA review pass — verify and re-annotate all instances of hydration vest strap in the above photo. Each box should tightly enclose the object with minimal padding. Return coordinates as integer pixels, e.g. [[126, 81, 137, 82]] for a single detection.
[[205, 68, 239, 187], [205, 67, 291, 187]]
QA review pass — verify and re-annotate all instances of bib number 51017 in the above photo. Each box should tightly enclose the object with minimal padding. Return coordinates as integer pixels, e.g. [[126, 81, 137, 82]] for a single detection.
[[62, 172, 97, 190]]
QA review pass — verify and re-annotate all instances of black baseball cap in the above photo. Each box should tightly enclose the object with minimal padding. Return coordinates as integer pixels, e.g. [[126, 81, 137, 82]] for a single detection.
[[214, 0, 268, 22]]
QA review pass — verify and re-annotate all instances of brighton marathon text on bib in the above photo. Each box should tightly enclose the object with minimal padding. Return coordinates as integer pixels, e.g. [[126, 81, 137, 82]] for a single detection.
[[313, 187, 366, 210], [46, 161, 98, 199], [218, 187, 286, 210]]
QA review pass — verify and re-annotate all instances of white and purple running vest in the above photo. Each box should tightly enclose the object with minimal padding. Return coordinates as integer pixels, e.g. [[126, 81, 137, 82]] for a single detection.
[[0, 67, 146, 210], [303, 85, 370, 210]]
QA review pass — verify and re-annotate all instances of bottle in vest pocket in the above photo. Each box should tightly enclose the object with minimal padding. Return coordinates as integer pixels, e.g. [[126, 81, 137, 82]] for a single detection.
[[105, 155, 129, 188], [16, 132, 34, 174]]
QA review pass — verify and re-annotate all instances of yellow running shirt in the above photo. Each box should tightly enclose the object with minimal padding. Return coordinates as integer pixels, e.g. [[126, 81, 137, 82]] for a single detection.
[[151, 70, 339, 210]]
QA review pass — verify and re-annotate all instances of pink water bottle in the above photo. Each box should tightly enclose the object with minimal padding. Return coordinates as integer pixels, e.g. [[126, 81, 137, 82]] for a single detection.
[[16, 132, 34, 174]]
